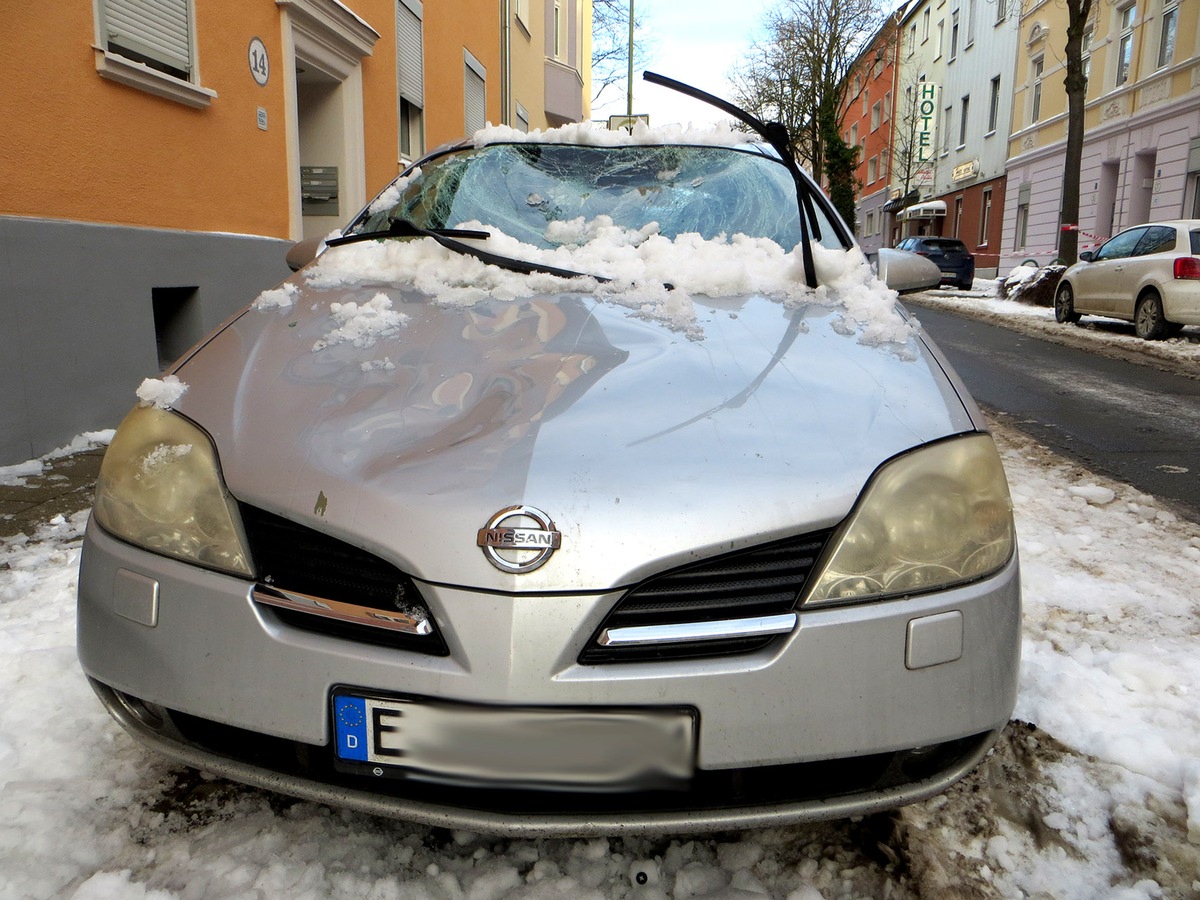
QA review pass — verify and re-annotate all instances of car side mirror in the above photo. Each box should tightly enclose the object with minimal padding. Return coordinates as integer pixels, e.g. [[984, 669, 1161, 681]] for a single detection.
[[1078, 251, 1094, 263], [869, 247, 941, 294], [286, 237, 325, 272]]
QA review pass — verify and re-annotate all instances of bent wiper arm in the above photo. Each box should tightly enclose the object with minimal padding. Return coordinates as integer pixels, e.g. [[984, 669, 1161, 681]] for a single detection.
[[325, 219, 492, 248], [327, 217, 612, 284], [642, 71, 820, 290]]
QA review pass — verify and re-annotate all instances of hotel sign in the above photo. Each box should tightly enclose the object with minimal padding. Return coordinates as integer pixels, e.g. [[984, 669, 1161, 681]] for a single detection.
[[916, 83, 939, 162], [953, 160, 980, 181]]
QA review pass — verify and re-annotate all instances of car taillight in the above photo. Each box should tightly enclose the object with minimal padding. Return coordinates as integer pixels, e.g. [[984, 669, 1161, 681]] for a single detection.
[[915, 251, 930, 257], [1174, 257, 1200, 280]]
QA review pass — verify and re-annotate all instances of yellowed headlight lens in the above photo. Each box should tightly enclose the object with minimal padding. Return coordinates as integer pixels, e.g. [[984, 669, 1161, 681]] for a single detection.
[[92, 406, 252, 577], [804, 433, 1014, 607]]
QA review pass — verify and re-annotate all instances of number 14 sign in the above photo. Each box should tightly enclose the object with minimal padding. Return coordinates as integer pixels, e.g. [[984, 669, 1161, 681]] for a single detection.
[[248, 37, 269, 87]]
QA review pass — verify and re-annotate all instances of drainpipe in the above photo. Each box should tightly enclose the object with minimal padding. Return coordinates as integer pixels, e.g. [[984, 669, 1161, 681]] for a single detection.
[[501, 0, 512, 125]]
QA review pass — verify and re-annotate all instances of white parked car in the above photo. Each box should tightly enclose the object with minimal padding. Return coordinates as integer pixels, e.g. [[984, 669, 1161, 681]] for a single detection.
[[1055, 220, 1200, 339]]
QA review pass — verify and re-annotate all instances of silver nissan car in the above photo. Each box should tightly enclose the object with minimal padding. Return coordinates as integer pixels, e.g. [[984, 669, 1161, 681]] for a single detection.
[[77, 76, 1020, 836]]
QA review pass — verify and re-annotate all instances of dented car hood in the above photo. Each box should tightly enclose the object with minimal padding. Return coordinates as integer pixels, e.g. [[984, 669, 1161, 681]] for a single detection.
[[173, 277, 975, 593]]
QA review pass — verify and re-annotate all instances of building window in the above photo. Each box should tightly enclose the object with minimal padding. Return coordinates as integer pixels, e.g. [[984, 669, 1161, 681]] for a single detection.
[[862, 88, 869, 115], [1031, 56, 1044, 122], [868, 156, 878, 184], [980, 188, 992, 245], [943, 104, 953, 154], [884, 91, 892, 122], [464, 50, 487, 134], [909, 23, 917, 55], [516, 102, 530, 133], [94, 0, 214, 107], [950, 11, 960, 58], [1158, 4, 1178, 68], [866, 211, 875, 235], [1082, 29, 1093, 86], [953, 197, 963, 237], [871, 101, 882, 130], [923, 8, 931, 40], [1116, 5, 1136, 86], [996, 0, 1006, 23], [1015, 202, 1029, 250], [515, 0, 530, 28], [958, 95, 970, 146], [99, 0, 192, 80], [850, 123, 858, 145], [988, 76, 1000, 133], [967, 0, 977, 46], [936, 20, 945, 59], [397, 0, 425, 161], [873, 55, 884, 78]]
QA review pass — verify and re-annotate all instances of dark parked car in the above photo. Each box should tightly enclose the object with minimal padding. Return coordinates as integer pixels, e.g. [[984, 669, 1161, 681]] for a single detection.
[[896, 236, 976, 289], [76, 76, 1019, 836]]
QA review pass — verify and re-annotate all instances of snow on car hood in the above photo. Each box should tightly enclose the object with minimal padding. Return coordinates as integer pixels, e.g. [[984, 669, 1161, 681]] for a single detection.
[[173, 235, 975, 593]]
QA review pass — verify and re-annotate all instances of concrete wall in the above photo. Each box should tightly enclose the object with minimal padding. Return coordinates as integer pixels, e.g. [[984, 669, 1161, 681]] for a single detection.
[[0, 217, 291, 464]]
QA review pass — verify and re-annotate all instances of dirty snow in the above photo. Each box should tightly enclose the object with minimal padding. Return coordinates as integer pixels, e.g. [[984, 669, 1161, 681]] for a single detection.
[[135, 376, 188, 410], [3, 421, 1200, 897]]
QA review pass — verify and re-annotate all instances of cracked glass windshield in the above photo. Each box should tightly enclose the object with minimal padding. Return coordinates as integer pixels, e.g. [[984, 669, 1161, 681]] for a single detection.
[[350, 144, 844, 251]]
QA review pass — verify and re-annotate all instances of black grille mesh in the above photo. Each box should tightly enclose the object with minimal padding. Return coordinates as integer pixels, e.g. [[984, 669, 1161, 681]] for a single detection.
[[581, 530, 832, 664], [239, 504, 447, 654]]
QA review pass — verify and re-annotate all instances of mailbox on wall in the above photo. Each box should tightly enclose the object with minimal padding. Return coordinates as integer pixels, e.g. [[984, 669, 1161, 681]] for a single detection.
[[301, 166, 339, 215]]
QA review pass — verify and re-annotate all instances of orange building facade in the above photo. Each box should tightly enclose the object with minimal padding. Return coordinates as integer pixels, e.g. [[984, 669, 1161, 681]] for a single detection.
[[0, 0, 590, 463]]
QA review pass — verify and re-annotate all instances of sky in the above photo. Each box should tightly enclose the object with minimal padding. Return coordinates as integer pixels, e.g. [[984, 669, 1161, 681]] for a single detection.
[[591, 0, 774, 128], [4, 279, 1200, 896]]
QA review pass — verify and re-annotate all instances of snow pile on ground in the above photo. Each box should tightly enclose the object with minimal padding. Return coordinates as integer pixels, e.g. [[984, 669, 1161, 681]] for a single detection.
[[0, 431, 114, 487], [307, 223, 916, 348], [2, 423, 1200, 897]]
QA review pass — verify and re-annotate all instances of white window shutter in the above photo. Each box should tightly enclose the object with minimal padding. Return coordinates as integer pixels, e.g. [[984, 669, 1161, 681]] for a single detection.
[[102, 0, 192, 74], [464, 53, 486, 135], [396, 0, 424, 107]]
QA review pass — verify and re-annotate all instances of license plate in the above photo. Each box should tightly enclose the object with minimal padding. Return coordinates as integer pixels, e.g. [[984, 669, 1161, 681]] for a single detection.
[[332, 691, 696, 788]]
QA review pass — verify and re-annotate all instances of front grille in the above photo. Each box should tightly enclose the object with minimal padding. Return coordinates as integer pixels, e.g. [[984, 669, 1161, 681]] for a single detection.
[[239, 504, 447, 655], [581, 530, 833, 664]]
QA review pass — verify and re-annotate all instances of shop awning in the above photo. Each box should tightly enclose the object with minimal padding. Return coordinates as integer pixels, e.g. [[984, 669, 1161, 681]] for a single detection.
[[900, 200, 947, 220]]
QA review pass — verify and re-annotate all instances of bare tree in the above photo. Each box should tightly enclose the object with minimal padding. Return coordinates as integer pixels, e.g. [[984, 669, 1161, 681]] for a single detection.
[[1058, 0, 1093, 265], [591, 0, 654, 107], [730, 0, 886, 175]]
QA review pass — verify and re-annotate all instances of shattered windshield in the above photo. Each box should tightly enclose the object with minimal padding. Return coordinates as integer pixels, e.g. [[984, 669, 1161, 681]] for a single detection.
[[349, 144, 845, 252]]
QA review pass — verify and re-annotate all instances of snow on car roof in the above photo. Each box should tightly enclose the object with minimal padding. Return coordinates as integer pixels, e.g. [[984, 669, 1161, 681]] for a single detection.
[[471, 120, 762, 150]]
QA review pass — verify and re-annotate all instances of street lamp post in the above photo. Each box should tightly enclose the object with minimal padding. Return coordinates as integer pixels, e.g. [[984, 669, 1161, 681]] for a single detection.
[[626, 0, 634, 118]]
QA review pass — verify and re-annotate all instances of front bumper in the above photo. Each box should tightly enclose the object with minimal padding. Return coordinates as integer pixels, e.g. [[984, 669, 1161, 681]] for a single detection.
[[78, 521, 1020, 835]]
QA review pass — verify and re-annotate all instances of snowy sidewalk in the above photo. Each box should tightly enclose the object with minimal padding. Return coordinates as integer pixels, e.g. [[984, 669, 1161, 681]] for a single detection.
[[0, 445, 105, 539]]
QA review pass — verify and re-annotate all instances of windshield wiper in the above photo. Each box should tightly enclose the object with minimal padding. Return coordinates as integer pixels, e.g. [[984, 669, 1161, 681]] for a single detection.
[[327, 217, 613, 284], [642, 71, 844, 291], [325, 219, 492, 247]]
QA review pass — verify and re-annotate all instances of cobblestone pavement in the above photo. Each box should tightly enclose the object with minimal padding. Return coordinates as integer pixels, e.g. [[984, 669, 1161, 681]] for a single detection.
[[0, 449, 104, 539]]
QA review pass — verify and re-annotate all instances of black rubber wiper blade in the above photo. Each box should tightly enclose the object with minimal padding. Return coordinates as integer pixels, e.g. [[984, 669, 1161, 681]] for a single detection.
[[325, 219, 491, 247], [328, 217, 612, 284]]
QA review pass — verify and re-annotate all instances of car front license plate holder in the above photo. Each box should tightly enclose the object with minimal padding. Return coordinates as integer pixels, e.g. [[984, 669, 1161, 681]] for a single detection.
[[331, 689, 697, 789]]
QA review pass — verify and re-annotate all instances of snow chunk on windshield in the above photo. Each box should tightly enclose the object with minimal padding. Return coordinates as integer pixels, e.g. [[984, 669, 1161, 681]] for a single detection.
[[306, 221, 917, 349], [136, 375, 188, 409], [313, 293, 410, 351], [367, 167, 422, 215], [473, 120, 752, 150]]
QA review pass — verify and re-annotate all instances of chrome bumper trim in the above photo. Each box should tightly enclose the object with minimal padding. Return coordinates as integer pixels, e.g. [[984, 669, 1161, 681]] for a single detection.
[[252, 584, 433, 635], [598, 613, 798, 647]]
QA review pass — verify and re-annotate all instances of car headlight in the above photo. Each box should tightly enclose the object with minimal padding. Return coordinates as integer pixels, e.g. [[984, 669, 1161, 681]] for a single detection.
[[804, 433, 1014, 607], [92, 406, 253, 577]]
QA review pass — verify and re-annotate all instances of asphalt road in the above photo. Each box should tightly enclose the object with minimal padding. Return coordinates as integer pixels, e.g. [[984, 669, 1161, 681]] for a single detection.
[[915, 304, 1200, 522]]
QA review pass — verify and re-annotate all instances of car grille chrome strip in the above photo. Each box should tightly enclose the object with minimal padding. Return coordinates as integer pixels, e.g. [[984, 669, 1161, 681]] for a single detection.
[[253, 584, 433, 635], [598, 613, 798, 647]]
